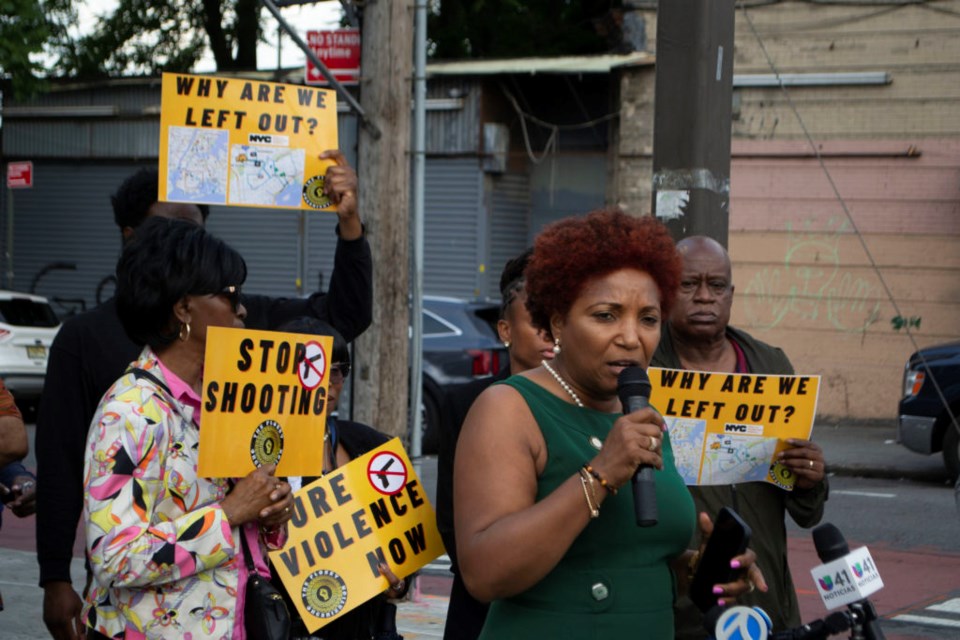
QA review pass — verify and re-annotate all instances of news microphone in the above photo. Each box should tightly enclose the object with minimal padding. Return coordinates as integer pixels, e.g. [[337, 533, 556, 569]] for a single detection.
[[768, 610, 854, 640], [710, 605, 772, 640], [811, 523, 886, 640], [617, 366, 657, 527]]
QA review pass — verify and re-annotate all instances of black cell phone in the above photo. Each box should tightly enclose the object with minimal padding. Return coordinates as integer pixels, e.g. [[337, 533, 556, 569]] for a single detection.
[[688, 506, 752, 613]]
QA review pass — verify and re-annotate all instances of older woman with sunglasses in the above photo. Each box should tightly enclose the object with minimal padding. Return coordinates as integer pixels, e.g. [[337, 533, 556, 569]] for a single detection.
[[82, 217, 294, 639]]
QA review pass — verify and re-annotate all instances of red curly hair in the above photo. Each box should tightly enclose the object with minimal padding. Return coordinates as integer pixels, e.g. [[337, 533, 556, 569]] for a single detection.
[[525, 208, 682, 338]]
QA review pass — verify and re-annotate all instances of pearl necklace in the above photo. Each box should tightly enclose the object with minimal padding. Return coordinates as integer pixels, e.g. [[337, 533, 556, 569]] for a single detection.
[[542, 359, 584, 408]]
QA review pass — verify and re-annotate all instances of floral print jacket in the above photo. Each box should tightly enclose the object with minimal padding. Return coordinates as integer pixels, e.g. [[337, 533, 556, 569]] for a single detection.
[[82, 348, 283, 639]]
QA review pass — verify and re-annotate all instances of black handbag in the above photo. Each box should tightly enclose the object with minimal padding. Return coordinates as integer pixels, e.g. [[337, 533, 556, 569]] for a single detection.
[[240, 530, 291, 640]]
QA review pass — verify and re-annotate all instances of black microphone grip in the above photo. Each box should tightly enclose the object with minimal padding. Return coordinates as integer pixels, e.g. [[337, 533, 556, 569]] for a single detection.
[[617, 365, 658, 528], [627, 394, 658, 527]]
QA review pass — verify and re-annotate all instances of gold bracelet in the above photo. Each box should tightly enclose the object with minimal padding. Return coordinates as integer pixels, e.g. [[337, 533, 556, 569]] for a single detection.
[[578, 472, 600, 519], [578, 467, 600, 509]]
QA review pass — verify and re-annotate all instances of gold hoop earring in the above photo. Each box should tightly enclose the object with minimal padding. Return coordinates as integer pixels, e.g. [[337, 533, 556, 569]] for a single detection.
[[179, 322, 191, 342], [553, 338, 561, 354]]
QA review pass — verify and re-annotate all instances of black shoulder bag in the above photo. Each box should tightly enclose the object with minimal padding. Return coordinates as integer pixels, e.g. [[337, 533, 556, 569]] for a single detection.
[[239, 530, 291, 640]]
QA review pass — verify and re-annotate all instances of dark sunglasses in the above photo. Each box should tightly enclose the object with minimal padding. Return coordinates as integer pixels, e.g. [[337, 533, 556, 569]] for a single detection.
[[329, 362, 350, 383], [218, 285, 242, 312]]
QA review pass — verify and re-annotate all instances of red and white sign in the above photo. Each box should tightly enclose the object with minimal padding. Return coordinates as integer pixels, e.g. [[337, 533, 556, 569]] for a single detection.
[[366, 451, 407, 496], [6, 162, 33, 189], [305, 29, 361, 86], [297, 340, 327, 390]]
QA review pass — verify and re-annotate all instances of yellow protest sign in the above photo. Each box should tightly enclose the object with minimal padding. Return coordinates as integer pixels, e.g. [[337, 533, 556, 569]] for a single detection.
[[198, 326, 332, 477], [649, 367, 821, 489], [270, 438, 445, 633], [158, 72, 338, 210]]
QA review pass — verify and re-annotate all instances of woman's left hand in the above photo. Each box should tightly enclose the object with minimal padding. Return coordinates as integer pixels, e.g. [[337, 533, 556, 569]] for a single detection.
[[257, 479, 294, 529], [777, 438, 826, 490], [378, 562, 408, 599], [695, 513, 768, 606]]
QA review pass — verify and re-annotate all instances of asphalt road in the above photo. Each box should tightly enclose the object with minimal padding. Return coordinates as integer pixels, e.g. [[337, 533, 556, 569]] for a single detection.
[[787, 473, 960, 639]]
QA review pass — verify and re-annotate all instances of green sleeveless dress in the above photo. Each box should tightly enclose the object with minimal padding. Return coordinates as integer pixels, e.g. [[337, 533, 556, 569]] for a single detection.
[[477, 376, 696, 640]]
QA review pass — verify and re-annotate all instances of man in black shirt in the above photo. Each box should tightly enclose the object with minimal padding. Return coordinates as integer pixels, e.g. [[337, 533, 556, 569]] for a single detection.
[[36, 150, 373, 640]]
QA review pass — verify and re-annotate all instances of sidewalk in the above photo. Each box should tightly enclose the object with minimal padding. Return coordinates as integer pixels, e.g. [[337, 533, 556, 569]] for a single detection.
[[1, 422, 951, 639]]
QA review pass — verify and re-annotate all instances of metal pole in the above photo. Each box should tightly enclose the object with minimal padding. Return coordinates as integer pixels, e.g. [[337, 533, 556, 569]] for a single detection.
[[650, 0, 735, 247], [5, 188, 13, 289], [259, 0, 381, 139], [409, 0, 427, 460]]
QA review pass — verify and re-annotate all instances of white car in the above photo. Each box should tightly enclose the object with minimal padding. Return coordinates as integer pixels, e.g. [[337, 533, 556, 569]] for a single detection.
[[0, 290, 61, 420]]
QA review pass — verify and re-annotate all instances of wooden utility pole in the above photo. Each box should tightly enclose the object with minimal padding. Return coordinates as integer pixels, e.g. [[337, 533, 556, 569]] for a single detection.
[[352, 0, 413, 438], [650, 0, 735, 247]]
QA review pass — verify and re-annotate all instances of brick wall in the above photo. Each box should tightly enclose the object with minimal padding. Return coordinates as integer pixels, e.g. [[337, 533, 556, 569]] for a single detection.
[[614, 1, 960, 419]]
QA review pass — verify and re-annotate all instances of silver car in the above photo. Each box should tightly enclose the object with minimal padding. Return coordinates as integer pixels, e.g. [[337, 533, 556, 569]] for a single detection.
[[0, 290, 62, 420]]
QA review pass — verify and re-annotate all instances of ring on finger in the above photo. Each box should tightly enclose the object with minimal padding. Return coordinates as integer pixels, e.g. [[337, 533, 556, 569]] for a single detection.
[[747, 580, 756, 593], [284, 506, 291, 514], [393, 579, 405, 592], [809, 460, 814, 469], [648, 436, 659, 452]]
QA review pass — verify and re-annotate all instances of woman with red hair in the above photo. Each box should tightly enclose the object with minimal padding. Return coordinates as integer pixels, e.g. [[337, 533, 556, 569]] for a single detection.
[[453, 209, 765, 638]]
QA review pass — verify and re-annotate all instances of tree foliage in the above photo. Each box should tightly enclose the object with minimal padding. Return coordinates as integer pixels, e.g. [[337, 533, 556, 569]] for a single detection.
[[428, 0, 624, 60], [57, 0, 263, 79], [0, 0, 74, 99]]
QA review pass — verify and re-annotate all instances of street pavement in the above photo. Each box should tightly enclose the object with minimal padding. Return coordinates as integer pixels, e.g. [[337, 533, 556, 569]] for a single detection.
[[1, 420, 955, 639]]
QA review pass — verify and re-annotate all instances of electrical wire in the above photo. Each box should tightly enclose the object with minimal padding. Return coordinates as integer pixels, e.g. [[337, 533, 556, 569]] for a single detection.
[[739, 2, 960, 444]]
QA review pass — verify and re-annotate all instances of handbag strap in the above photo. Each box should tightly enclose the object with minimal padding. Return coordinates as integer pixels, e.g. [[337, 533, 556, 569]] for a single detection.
[[126, 366, 174, 397], [129, 366, 259, 574], [237, 525, 258, 572]]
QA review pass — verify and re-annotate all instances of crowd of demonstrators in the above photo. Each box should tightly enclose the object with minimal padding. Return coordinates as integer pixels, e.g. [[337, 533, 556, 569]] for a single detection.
[[435, 247, 555, 640], [22, 140, 829, 639], [36, 150, 372, 640], [83, 217, 295, 639], [653, 236, 828, 638], [276, 317, 408, 640], [452, 210, 765, 639]]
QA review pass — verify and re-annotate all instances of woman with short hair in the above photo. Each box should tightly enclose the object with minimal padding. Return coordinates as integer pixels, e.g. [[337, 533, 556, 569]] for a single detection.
[[454, 209, 765, 638], [83, 217, 294, 639]]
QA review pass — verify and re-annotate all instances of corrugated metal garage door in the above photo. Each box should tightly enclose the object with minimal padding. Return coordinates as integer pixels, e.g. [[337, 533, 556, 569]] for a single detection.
[[423, 157, 484, 298], [3, 162, 139, 315], [486, 172, 530, 298], [1, 161, 307, 315]]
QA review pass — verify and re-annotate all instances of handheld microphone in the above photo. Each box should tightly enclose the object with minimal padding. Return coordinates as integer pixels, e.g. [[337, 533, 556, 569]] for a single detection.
[[617, 366, 657, 527], [811, 523, 886, 640]]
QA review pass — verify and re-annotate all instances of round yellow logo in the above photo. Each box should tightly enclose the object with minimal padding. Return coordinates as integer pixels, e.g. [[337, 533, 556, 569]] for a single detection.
[[301, 569, 348, 619], [768, 461, 795, 490], [302, 175, 331, 209], [250, 419, 284, 467]]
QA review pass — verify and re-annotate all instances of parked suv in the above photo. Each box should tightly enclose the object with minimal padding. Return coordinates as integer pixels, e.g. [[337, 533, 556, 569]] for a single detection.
[[0, 291, 61, 421], [897, 341, 960, 481], [420, 295, 506, 454]]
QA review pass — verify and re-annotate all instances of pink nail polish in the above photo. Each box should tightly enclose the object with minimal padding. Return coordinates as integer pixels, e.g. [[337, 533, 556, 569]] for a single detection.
[[717, 599, 725, 607], [730, 560, 741, 569], [712, 586, 723, 595]]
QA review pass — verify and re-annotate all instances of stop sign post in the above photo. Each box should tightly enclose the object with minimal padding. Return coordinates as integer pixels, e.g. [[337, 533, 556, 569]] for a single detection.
[[305, 29, 361, 86], [6, 162, 33, 189]]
